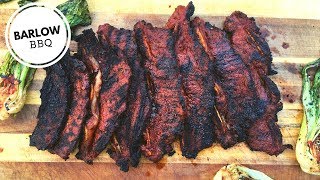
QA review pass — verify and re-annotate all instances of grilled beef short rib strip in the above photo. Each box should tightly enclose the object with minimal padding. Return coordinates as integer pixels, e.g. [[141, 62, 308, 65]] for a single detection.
[[98, 24, 151, 171], [224, 11, 292, 155], [75, 29, 131, 163], [246, 76, 292, 155], [75, 29, 103, 163], [192, 17, 264, 148], [166, 2, 215, 158], [91, 32, 132, 161], [134, 21, 185, 162], [49, 56, 90, 159], [30, 58, 70, 150]]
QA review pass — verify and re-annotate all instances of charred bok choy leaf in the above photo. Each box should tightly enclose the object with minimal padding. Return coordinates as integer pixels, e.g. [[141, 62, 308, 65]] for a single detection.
[[213, 164, 273, 180], [296, 58, 320, 175], [57, 0, 92, 29], [0, 53, 36, 120], [17, 0, 37, 7]]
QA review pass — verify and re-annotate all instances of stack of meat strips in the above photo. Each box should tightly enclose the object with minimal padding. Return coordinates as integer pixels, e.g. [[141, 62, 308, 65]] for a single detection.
[[30, 2, 292, 172]]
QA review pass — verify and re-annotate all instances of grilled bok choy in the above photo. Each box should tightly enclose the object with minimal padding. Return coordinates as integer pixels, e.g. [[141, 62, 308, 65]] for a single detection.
[[296, 59, 320, 175], [57, 0, 92, 29], [0, 53, 36, 120], [213, 164, 272, 180]]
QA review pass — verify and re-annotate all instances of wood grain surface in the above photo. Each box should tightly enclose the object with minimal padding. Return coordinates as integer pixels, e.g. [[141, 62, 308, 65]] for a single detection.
[[0, 163, 318, 180], [0, 0, 319, 179]]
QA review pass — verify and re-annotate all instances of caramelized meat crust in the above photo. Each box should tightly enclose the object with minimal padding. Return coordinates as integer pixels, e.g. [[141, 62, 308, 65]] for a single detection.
[[167, 2, 216, 158], [134, 21, 185, 162], [224, 11, 292, 155], [98, 24, 151, 171], [30, 57, 71, 150], [49, 56, 90, 159], [192, 17, 264, 148]]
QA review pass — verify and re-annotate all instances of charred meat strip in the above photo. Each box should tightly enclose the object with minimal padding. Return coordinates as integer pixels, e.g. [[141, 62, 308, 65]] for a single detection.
[[49, 56, 90, 159], [75, 29, 103, 163], [224, 11, 292, 155], [192, 17, 264, 148], [166, 2, 215, 158], [247, 76, 292, 155], [30, 59, 70, 150], [98, 24, 151, 171], [75, 29, 131, 163], [90, 31, 132, 162], [134, 21, 185, 162]]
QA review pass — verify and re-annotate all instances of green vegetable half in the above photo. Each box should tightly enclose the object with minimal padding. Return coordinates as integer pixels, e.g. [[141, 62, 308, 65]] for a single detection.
[[0, 52, 36, 120], [296, 59, 320, 175]]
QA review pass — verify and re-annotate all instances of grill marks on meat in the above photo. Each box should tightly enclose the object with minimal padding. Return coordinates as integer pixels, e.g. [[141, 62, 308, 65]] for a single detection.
[[224, 11, 292, 155], [48, 56, 90, 159], [166, 2, 215, 158], [75, 29, 103, 163], [134, 21, 185, 162], [97, 24, 151, 171], [192, 17, 263, 148], [30, 60, 70, 150]]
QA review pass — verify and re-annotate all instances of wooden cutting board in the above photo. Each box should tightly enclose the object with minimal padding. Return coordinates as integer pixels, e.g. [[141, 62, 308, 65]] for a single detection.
[[0, 0, 320, 179]]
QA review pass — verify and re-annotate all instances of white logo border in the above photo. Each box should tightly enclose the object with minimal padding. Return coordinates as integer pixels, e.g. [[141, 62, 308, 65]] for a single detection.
[[5, 3, 71, 69]]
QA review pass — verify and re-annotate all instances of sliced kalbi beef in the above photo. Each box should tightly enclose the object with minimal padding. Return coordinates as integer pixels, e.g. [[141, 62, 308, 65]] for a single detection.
[[92, 57, 131, 160], [49, 56, 90, 159], [75, 29, 131, 163], [91, 32, 132, 161], [97, 24, 151, 171], [166, 2, 215, 158], [224, 11, 292, 155], [192, 17, 264, 148], [134, 21, 185, 162], [247, 76, 292, 155], [30, 58, 70, 150], [75, 29, 103, 163]]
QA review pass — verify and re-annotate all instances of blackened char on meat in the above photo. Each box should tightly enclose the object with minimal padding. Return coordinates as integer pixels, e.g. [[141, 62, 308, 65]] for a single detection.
[[75, 29, 103, 163], [97, 24, 151, 171], [30, 58, 70, 150], [224, 11, 292, 155], [192, 17, 264, 148], [134, 21, 185, 162], [49, 56, 90, 159], [166, 2, 215, 158]]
